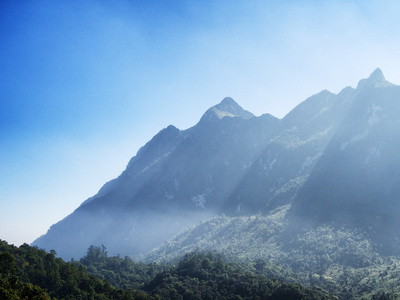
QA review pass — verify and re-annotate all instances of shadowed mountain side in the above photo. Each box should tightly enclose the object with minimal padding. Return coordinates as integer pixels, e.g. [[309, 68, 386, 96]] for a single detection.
[[287, 70, 400, 254], [222, 87, 355, 215]]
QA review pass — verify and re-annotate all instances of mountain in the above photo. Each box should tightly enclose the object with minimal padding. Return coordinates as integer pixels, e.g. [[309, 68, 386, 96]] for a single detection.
[[33, 97, 282, 260], [221, 87, 354, 214], [287, 68, 400, 254], [33, 69, 400, 263]]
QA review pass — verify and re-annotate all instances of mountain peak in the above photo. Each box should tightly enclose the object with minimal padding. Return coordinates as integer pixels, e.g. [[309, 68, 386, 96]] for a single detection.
[[357, 68, 392, 89], [369, 68, 385, 81], [200, 97, 254, 123], [219, 96, 238, 107]]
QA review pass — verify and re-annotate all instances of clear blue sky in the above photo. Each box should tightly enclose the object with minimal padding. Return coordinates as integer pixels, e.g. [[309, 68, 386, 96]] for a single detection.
[[1, 0, 400, 246]]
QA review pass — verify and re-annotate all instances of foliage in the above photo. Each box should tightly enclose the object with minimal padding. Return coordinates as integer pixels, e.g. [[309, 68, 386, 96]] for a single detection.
[[1, 240, 334, 299], [0, 251, 51, 300], [9, 237, 400, 299], [78, 244, 164, 290], [0, 276, 51, 300], [145, 207, 400, 299], [79, 245, 333, 299], [143, 251, 334, 300], [0, 240, 143, 299]]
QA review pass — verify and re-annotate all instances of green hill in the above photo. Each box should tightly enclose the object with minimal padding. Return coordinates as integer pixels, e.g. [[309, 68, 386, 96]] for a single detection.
[[145, 206, 400, 299], [1, 239, 335, 299]]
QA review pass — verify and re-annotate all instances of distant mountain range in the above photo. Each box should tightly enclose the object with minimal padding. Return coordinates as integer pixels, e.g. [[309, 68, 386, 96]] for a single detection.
[[33, 68, 400, 261]]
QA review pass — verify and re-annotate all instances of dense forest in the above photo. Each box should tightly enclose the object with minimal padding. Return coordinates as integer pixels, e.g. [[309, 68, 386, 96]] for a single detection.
[[0, 240, 148, 299], [145, 210, 400, 299], [0, 240, 335, 299]]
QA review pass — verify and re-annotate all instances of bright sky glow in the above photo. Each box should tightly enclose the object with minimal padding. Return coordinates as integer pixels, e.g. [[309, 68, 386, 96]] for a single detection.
[[1, 0, 400, 246]]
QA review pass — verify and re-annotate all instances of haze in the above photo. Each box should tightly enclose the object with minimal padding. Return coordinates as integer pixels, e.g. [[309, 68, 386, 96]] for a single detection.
[[1, 0, 400, 246]]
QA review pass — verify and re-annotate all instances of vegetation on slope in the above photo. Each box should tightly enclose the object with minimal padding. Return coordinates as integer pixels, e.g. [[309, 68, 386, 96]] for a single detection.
[[1, 240, 334, 299], [0, 240, 147, 299], [78, 244, 164, 291], [0, 250, 50, 300], [145, 206, 400, 299], [142, 251, 333, 300], [77, 245, 334, 299]]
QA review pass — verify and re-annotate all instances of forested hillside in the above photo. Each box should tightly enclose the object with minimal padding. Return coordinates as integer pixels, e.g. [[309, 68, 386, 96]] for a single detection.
[[145, 207, 400, 299], [0, 240, 148, 299], [0, 240, 334, 299]]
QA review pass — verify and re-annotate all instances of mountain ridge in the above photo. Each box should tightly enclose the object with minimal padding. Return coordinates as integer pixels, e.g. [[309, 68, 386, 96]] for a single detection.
[[356, 67, 392, 90], [33, 69, 400, 262], [199, 96, 255, 123], [287, 71, 400, 254]]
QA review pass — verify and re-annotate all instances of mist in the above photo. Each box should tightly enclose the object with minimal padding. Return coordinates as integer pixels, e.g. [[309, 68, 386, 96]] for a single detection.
[[3, 1, 400, 248]]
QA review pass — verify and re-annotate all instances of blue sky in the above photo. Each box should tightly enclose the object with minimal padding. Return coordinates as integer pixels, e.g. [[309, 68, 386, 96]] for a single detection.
[[1, 0, 400, 246]]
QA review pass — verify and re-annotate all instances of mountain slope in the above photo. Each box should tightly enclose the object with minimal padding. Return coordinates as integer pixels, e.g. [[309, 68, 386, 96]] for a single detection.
[[222, 87, 355, 214], [33, 98, 282, 260], [144, 208, 400, 299], [288, 68, 400, 254], [33, 69, 400, 264]]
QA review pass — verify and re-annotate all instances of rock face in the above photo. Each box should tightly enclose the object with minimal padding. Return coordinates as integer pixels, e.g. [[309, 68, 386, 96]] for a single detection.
[[288, 69, 400, 254], [33, 97, 282, 259], [222, 88, 354, 215], [33, 69, 400, 260]]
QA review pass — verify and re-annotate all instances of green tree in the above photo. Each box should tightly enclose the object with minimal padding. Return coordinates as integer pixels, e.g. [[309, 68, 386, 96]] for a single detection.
[[0, 252, 16, 278]]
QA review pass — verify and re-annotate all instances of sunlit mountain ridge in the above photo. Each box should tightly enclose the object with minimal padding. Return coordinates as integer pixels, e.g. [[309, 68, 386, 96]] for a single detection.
[[33, 69, 400, 266]]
